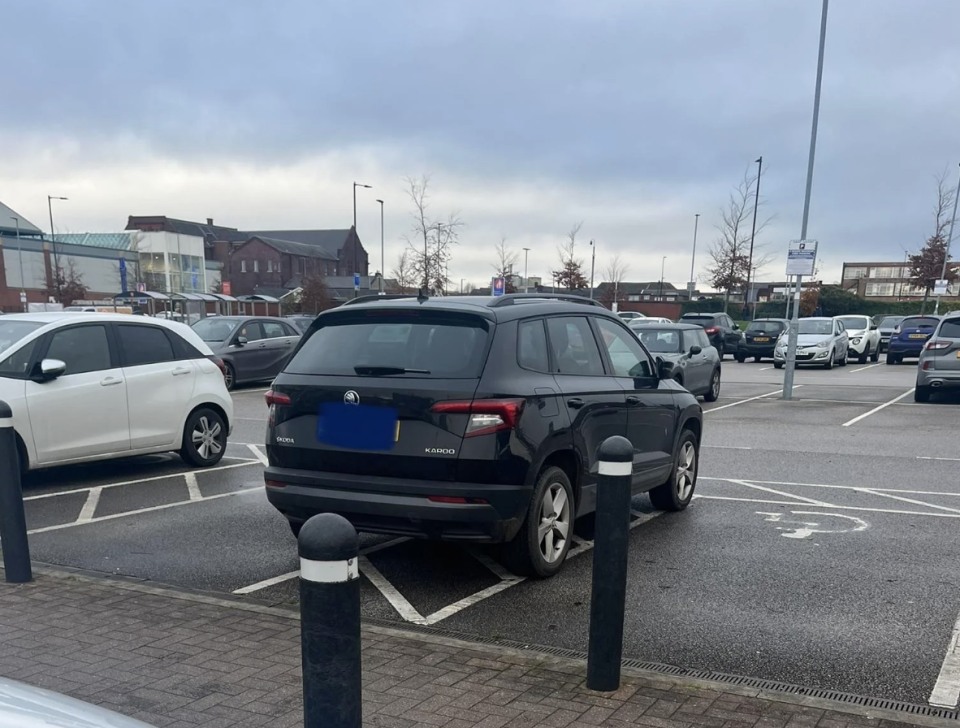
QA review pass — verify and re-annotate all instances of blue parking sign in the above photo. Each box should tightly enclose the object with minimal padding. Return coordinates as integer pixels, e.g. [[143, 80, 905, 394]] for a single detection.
[[493, 277, 505, 296]]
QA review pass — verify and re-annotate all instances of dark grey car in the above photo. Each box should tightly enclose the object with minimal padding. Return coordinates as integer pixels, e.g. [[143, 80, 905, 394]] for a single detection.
[[192, 316, 301, 390], [632, 323, 721, 401]]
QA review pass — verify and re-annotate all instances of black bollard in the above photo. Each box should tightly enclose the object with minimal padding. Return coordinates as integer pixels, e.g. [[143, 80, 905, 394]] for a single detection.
[[0, 400, 31, 584], [586, 435, 633, 691], [298, 513, 361, 728]]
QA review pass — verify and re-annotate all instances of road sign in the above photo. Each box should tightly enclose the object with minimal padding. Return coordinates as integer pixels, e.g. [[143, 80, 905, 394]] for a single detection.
[[786, 240, 818, 277], [354, 273, 360, 291], [934, 279, 949, 296], [492, 277, 505, 296], [19, 292, 27, 304], [119, 257, 128, 293]]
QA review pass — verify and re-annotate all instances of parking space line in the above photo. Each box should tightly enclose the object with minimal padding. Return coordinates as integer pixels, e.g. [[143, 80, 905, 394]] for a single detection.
[[704, 445, 753, 450], [358, 555, 426, 623], [728, 479, 831, 507], [233, 570, 299, 595], [759, 367, 773, 371], [849, 363, 883, 373], [184, 472, 201, 501], [23, 460, 260, 502], [693, 494, 960, 519], [704, 387, 800, 413], [77, 487, 102, 523], [919, 456, 960, 462], [858, 488, 960, 515], [246, 443, 269, 465], [467, 548, 520, 581], [841, 387, 915, 427], [702, 476, 960, 499], [422, 580, 523, 625], [930, 606, 960, 708]]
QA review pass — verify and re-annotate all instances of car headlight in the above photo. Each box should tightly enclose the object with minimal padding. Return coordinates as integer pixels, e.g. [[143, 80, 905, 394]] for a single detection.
[[851, 337, 861, 344], [815, 341, 829, 349]]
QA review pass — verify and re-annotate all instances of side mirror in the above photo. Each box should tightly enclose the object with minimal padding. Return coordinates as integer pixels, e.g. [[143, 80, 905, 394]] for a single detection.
[[689, 345, 702, 356], [656, 357, 673, 380], [36, 358, 67, 382], [235, 336, 248, 347], [732, 323, 740, 330], [870, 324, 878, 331]]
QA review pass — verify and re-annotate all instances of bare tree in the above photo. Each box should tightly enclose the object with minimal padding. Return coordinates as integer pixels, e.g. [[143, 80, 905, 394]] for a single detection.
[[553, 221, 588, 290], [908, 170, 959, 312], [599, 253, 630, 307], [705, 166, 772, 313], [390, 250, 416, 293], [492, 235, 520, 292], [401, 175, 462, 293]]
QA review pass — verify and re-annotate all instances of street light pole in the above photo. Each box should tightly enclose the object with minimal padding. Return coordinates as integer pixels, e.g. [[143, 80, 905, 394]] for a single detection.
[[10, 217, 26, 310], [352, 182, 372, 298], [375, 199, 385, 295], [589, 240, 596, 299], [47, 195, 68, 302], [659, 256, 666, 300], [523, 247, 530, 293], [784, 0, 829, 401], [689, 213, 700, 297], [933, 162, 960, 315], [744, 156, 763, 319]]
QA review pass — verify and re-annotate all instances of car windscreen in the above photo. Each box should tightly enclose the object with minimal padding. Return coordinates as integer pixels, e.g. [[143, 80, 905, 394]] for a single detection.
[[878, 316, 903, 328], [836, 316, 870, 331], [285, 314, 490, 378], [747, 321, 783, 333], [635, 329, 681, 353], [939, 320, 960, 339], [0, 321, 44, 356], [798, 320, 832, 335], [192, 317, 242, 342], [901, 317, 939, 330]]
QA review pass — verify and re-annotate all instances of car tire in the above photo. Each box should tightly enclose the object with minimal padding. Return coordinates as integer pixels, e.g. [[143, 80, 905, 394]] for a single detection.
[[650, 429, 698, 512], [839, 352, 847, 367], [914, 385, 931, 403], [289, 520, 303, 538], [735, 353, 746, 363], [223, 362, 236, 391], [858, 348, 868, 364], [887, 355, 900, 365], [824, 350, 834, 370], [503, 466, 574, 579], [870, 345, 880, 363], [774, 362, 784, 369], [180, 407, 228, 467], [754, 356, 762, 363], [704, 369, 721, 402]]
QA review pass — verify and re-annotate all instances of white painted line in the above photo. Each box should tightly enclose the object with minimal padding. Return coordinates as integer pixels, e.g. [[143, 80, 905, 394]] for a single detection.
[[232, 570, 300, 595], [859, 488, 960, 515], [422, 579, 523, 625], [728, 479, 832, 507], [841, 387, 915, 427], [849, 362, 882, 373], [77, 487, 102, 523], [359, 537, 411, 557], [247, 443, 269, 465], [704, 388, 795, 413], [701, 476, 960, 499], [759, 366, 773, 371], [919, 456, 960, 463], [467, 548, 519, 581], [930, 606, 960, 708], [28, 485, 262, 534], [693, 495, 960, 519], [184, 472, 201, 501], [358, 555, 425, 623], [704, 445, 753, 450], [23, 460, 260, 502]]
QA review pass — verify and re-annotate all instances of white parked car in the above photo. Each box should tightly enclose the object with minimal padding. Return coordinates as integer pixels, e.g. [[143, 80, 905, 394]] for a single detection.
[[1, 677, 157, 728], [0, 313, 232, 471], [834, 315, 880, 363], [773, 317, 849, 370]]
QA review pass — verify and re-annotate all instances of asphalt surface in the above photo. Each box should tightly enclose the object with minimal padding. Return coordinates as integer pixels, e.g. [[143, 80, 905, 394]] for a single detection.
[[9, 361, 960, 707]]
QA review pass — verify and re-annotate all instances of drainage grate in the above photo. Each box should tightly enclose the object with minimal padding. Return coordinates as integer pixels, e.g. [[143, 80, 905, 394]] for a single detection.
[[366, 617, 959, 721]]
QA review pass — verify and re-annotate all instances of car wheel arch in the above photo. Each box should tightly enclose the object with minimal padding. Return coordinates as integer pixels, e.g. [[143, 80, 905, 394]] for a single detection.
[[532, 448, 582, 512], [184, 401, 231, 437]]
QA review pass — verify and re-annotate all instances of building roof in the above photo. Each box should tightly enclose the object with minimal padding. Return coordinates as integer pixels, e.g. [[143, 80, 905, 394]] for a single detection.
[[126, 216, 249, 242], [247, 236, 339, 260], [247, 229, 352, 257], [0, 201, 43, 235], [54, 232, 138, 250]]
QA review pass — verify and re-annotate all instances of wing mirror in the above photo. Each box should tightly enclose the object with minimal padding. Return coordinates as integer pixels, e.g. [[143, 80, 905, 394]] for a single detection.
[[656, 357, 674, 380], [35, 358, 66, 382], [689, 345, 702, 356], [234, 336, 248, 347]]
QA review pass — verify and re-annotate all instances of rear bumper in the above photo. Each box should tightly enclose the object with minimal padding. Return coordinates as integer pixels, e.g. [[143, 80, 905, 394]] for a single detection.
[[917, 370, 960, 388], [739, 342, 777, 357], [263, 466, 532, 543], [888, 342, 924, 357]]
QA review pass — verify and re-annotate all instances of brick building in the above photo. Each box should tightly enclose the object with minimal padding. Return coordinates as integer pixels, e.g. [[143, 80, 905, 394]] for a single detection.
[[842, 260, 960, 300]]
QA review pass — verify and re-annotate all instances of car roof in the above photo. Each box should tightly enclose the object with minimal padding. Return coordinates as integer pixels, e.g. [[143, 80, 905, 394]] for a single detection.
[[324, 293, 621, 323], [680, 312, 722, 317], [749, 318, 788, 322], [629, 322, 702, 331]]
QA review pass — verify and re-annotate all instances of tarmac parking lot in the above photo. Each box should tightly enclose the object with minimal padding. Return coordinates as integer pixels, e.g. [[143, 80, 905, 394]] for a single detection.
[[12, 359, 960, 710]]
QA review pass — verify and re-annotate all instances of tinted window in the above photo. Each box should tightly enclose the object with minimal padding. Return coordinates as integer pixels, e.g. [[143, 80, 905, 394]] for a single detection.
[[681, 315, 715, 324], [938, 320, 960, 338], [595, 318, 654, 377], [118, 325, 175, 366], [261, 321, 289, 339], [697, 330, 711, 348], [192, 316, 244, 342], [902, 317, 939, 329], [286, 316, 488, 378], [0, 321, 44, 354], [518, 319, 549, 372], [546, 317, 604, 376], [238, 322, 265, 341], [747, 321, 784, 334], [635, 328, 681, 353], [45, 325, 111, 375], [0, 339, 39, 378]]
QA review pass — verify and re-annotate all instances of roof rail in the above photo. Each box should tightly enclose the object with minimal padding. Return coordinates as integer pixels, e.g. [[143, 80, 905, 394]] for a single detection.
[[488, 293, 606, 308], [340, 292, 427, 307]]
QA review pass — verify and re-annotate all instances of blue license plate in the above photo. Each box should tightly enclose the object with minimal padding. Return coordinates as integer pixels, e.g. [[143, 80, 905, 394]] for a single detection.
[[316, 403, 398, 451]]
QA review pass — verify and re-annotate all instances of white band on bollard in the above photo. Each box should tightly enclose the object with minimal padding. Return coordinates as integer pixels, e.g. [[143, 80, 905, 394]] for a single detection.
[[300, 556, 359, 584], [0, 418, 12, 429], [598, 460, 632, 477]]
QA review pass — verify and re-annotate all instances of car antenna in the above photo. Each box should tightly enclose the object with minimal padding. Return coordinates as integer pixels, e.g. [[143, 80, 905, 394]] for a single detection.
[[417, 287, 430, 304]]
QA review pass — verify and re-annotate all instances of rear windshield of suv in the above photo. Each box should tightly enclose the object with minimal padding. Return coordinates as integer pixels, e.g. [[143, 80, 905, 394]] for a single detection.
[[681, 315, 715, 324], [938, 319, 960, 338], [901, 317, 939, 329], [747, 321, 783, 333], [878, 316, 903, 328], [286, 315, 490, 378]]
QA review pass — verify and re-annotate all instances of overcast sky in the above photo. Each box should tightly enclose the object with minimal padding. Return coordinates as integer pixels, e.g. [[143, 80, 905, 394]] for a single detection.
[[4, 0, 959, 288]]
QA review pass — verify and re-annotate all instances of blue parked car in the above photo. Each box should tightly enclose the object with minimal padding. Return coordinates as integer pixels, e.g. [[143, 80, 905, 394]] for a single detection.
[[886, 315, 940, 364]]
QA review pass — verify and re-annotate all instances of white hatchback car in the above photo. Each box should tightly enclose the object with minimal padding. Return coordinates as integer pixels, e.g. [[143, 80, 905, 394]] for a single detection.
[[834, 314, 881, 364], [0, 313, 233, 471]]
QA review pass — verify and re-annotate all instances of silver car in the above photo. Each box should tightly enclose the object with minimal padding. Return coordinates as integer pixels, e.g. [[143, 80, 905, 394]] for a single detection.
[[915, 312, 960, 402], [632, 323, 722, 401], [0, 677, 156, 728], [191, 316, 302, 390], [773, 317, 849, 370]]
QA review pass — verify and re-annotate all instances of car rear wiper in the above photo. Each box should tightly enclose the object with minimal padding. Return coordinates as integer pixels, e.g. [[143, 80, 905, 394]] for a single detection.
[[354, 365, 431, 375]]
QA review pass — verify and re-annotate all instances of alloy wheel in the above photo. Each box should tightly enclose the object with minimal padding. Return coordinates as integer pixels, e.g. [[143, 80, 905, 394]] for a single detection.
[[711, 371, 720, 399], [192, 416, 223, 461], [537, 482, 571, 564], [676, 441, 696, 501]]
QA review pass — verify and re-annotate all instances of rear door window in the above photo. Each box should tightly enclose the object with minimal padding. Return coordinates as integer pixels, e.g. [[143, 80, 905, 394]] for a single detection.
[[545, 317, 605, 376], [117, 325, 176, 367], [286, 314, 489, 378], [517, 319, 549, 372]]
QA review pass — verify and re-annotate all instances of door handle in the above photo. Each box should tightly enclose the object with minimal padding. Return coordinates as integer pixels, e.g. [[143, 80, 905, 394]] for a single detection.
[[258, 343, 267, 348], [172, 367, 191, 376], [566, 398, 585, 409], [100, 377, 122, 387], [626, 395, 640, 405]]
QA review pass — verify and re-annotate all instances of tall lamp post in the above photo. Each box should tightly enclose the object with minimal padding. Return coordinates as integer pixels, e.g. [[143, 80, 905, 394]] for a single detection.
[[47, 195, 68, 302], [933, 162, 960, 315], [783, 0, 829, 401], [352, 182, 372, 297], [522, 247, 531, 293], [689, 213, 700, 298], [659, 256, 667, 300], [375, 199, 385, 295], [743, 156, 763, 319], [10, 217, 26, 310], [589, 240, 596, 299]]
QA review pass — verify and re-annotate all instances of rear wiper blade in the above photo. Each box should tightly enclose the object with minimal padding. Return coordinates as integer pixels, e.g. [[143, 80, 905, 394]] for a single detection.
[[354, 366, 431, 375]]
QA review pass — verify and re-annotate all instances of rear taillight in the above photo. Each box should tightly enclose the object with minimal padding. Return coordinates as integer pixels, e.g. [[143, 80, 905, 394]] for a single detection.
[[208, 355, 226, 377], [704, 327, 719, 334], [265, 389, 291, 426], [431, 399, 525, 437], [925, 340, 950, 350]]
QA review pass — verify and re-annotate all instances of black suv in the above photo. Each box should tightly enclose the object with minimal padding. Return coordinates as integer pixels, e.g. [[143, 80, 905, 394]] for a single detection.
[[263, 293, 703, 578], [679, 312, 742, 358]]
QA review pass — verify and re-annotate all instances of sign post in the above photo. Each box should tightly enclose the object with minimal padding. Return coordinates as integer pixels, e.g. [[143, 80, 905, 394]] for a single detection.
[[783, 240, 818, 400], [354, 273, 360, 295], [119, 257, 128, 294], [934, 279, 949, 297], [492, 277, 505, 297]]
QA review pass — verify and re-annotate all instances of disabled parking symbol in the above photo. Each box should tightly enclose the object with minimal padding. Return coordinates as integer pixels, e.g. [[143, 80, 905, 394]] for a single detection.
[[756, 511, 868, 539]]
